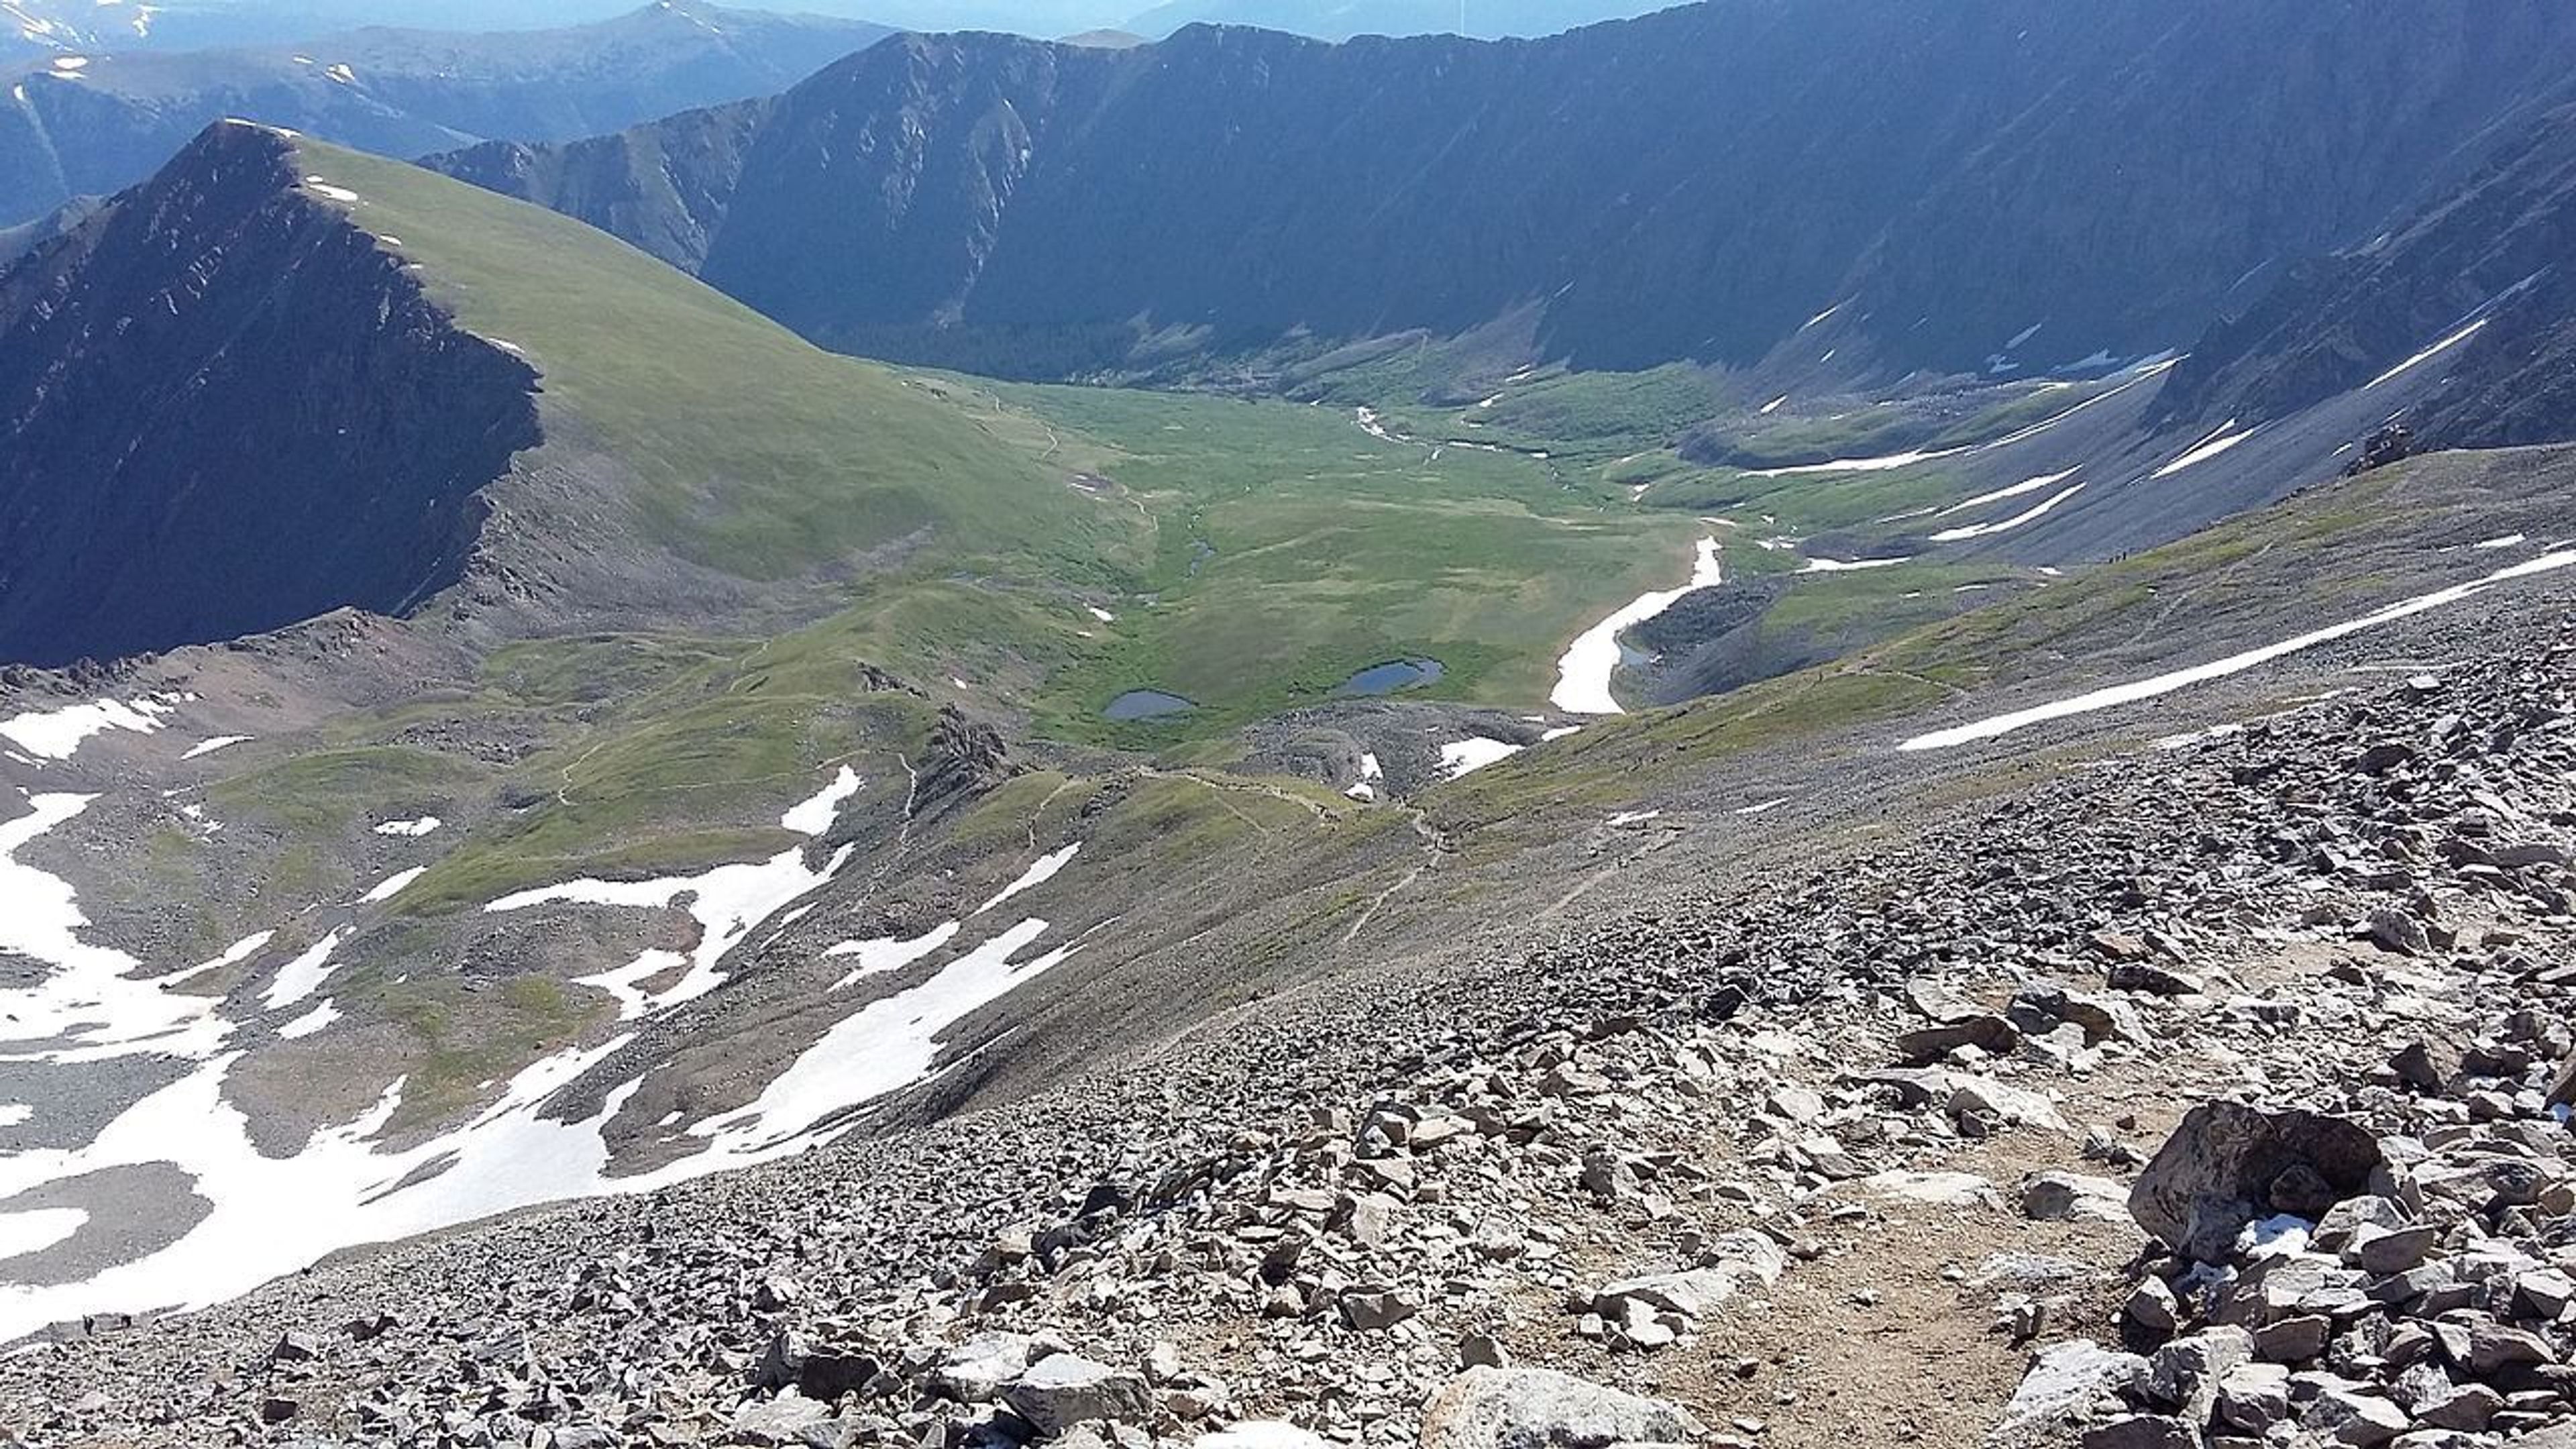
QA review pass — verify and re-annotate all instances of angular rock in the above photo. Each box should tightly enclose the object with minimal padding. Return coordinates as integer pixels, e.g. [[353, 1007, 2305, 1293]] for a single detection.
[[1994, 1341, 2147, 1441], [2130, 1103, 2384, 1262], [1418, 1367, 1705, 1449], [2021, 1171, 2135, 1225], [2304, 1387, 2410, 1447], [1002, 1355, 1155, 1436], [2079, 1415, 2194, 1449]]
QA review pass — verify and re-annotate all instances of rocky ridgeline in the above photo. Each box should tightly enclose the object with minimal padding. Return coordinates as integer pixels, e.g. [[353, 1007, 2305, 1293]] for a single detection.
[[7, 618, 2575, 1448]]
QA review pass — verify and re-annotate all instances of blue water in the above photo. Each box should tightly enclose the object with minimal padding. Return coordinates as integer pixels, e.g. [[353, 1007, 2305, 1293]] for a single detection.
[[1103, 689, 1198, 721], [1338, 658, 1445, 696]]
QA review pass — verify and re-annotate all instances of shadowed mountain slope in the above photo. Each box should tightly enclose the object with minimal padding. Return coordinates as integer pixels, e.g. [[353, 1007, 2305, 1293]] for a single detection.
[[435, 1, 2576, 381]]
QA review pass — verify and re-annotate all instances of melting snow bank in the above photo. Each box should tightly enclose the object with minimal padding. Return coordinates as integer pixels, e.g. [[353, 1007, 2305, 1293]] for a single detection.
[[1898, 550, 2576, 752], [1440, 738, 1525, 778], [2473, 534, 2528, 551], [0, 695, 182, 761], [359, 867, 425, 905], [0, 792, 230, 1063], [373, 816, 442, 837], [179, 735, 251, 761], [779, 765, 860, 835], [1801, 555, 1909, 573], [1548, 537, 1723, 714], [2151, 421, 2257, 478], [1927, 480, 2086, 543], [0, 1208, 85, 1260], [702, 918, 1077, 1155], [2367, 317, 2489, 390], [0, 761, 1101, 1341], [974, 843, 1081, 916], [1935, 468, 2083, 519], [825, 923, 961, 991], [491, 769, 862, 1017]]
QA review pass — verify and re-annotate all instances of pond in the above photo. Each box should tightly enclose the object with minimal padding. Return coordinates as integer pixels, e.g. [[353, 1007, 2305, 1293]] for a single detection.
[[1102, 689, 1199, 721], [1338, 657, 1445, 696]]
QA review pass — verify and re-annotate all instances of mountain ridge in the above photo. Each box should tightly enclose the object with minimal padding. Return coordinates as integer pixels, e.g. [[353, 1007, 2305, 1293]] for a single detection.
[[0, 1, 893, 227], [432, 1, 2576, 385]]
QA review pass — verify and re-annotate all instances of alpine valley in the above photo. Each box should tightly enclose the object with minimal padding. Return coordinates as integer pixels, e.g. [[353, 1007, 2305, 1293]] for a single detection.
[[5, 5, 2576, 1449]]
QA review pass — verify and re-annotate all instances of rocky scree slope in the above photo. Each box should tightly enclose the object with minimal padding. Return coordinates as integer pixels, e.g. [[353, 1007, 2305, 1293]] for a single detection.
[[2153, 95, 2576, 460], [0, 1, 893, 229], [0, 121, 539, 668], [10, 583, 2576, 1448], [431, 0, 2576, 382]]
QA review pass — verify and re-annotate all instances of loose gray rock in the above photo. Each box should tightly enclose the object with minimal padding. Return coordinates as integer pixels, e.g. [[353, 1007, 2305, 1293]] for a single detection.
[[1418, 1366, 1705, 1449]]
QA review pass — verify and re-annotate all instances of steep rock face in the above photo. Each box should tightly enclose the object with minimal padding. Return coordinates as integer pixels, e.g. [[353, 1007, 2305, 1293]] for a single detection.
[[431, 97, 775, 274], [0, 122, 539, 667], [2155, 97, 2576, 453], [435, 1, 2576, 381]]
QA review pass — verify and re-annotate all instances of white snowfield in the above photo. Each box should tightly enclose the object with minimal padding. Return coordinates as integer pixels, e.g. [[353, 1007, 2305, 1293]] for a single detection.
[[0, 767, 1098, 1340], [1934, 467, 2082, 519], [373, 816, 443, 837], [1800, 554, 1909, 574], [179, 735, 252, 761], [0, 792, 231, 1064], [1439, 737, 1525, 778], [2367, 317, 2489, 390], [1899, 549, 2576, 752], [2151, 421, 2257, 478], [1927, 480, 2086, 543], [0, 694, 182, 761], [1550, 537, 1723, 715], [973, 843, 1080, 916]]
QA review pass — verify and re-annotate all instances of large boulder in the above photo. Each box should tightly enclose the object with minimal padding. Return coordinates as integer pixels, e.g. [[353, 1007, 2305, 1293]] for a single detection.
[[2129, 1104, 2383, 1262], [1419, 1367, 1705, 1449], [1002, 1354, 1155, 1436]]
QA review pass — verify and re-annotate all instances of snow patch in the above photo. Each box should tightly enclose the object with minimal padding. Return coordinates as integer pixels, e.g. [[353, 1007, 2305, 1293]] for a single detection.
[[1899, 550, 2576, 751], [826, 922, 961, 991], [973, 843, 1079, 917], [707, 919, 1075, 1152], [2471, 534, 2526, 551], [1935, 467, 2082, 519], [261, 929, 347, 1011], [0, 1208, 84, 1260], [1927, 482, 2085, 543], [2151, 422, 2256, 478], [1549, 537, 1723, 715], [1439, 738, 1524, 778], [1, 695, 180, 761], [0, 792, 231, 1063], [780, 765, 859, 835], [2366, 318, 2489, 390], [1801, 555, 1909, 573], [180, 735, 251, 761], [372, 817, 441, 837], [359, 867, 424, 906], [276, 1000, 339, 1040]]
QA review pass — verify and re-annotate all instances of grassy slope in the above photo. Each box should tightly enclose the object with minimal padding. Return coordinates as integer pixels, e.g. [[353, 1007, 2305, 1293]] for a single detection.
[[982, 380, 1710, 739], [293, 140, 1136, 584], [1426, 445, 2576, 841]]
